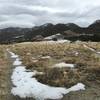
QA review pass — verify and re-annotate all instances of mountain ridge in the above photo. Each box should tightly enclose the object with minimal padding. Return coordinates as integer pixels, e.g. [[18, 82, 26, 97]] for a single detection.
[[0, 20, 100, 44]]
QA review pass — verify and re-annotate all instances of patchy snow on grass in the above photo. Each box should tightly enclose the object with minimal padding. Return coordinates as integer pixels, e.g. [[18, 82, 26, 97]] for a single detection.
[[9, 52, 85, 100], [32, 57, 36, 60], [53, 62, 75, 68], [57, 40, 70, 43], [75, 52, 79, 56], [33, 59, 39, 63], [72, 51, 79, 56], [11, 66, 85, 100], [83, 44, 100, 55], [83, 44, 95, 52], [75, 40, 82, 43], [13, 58, 22, 66], [97, 52, 100, 54], [41, 56, 51, 59], [10, 52, 19, 58], [67, 83, 85, 92], [44, 33, 61, 40], [7, 49, 19, 58], [41, 40, 70, 44], [11, 66, 67, 99]]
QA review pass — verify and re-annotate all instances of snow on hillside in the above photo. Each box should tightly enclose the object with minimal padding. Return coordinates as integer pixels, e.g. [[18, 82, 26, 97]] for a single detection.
[[9, 51, 85, 100], [44, 33, 61, 39], [42, 40, 70, 44], [44, 33, 70, 43]]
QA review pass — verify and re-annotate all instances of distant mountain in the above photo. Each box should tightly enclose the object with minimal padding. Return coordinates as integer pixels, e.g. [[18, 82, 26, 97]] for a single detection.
[[87, 20, 100, 33], [0, 20, 100, 44], [0, 27, 32, 43]]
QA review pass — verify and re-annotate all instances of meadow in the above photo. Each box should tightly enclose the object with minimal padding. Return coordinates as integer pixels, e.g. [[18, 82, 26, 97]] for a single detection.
[[0, 41, 100, 100], [9, 41, 100, 87]]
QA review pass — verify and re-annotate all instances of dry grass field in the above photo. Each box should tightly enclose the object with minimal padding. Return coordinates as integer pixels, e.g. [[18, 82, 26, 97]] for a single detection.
[[0, 45, 11, 100], [9, 41, 100, 88], [0, 41, 100, 100]]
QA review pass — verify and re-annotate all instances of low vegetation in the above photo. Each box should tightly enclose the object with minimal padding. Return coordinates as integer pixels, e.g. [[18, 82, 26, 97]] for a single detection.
[[0, 45, 10, 100], [8, 41, 100, 88]]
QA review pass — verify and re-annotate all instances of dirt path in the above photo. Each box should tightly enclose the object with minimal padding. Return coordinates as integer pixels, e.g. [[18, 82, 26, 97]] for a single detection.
[[0, 58, 9, 100], [5, 51, 34, 100], [0, 51, 21, 100], [0, 51, 33, 100], [0, 51, 13, 100]]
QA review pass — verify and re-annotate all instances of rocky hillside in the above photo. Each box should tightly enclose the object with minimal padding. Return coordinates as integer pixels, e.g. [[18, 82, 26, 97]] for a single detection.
[[0, 20, 100, 44]]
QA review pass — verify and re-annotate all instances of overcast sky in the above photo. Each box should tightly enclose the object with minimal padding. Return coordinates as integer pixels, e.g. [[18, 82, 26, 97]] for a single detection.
[[0, 0, 100, 28]]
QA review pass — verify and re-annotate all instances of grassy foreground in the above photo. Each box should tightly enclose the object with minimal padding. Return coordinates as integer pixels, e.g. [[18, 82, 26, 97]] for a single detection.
[[0, 45, 11, 100], [8, 41, 100, 88]]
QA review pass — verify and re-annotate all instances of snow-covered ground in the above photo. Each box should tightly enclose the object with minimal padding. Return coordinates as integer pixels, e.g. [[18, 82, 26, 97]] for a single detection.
[[13, 58, 22, 66], [83, 44, 100, 54], [41, 56, 51, 59], [53, 62, 75, 68], [56, 40, 70, 43], [9, 51, 85, 100], [44, 33, 61, 40], [8, 51, 19, 58], [75, 52, 79, 56], [42, 40, 70, 44], [83, 44, 95, 52]]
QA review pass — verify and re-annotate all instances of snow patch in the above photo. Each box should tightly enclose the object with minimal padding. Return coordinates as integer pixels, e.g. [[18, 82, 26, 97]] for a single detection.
[[32, 57, 36, 60], [33, 60, 39, 63], [41, 39, 70, 44], [83, 44, 95, 52], [67, 83, 85, 92], [44, 33, 61, 40], [57, 40, 70, 43], [41, 56, 51, 59], [11, 66, 85, 100], [10, 52, 19, 58], [53, 62, 75, 68], [11, 66, 67, 99], [75, 40, 82, 43], [75, 52, 79, 56], [83, 44, 100, 54], [7, 49, 19, 58], [96, 52, 100, 54], [9, 52, 85, 100], [13, 58, 22, 66]]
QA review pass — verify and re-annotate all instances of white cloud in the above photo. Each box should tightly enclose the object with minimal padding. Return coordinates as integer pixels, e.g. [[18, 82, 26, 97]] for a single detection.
[[0, 0, 99, 28]]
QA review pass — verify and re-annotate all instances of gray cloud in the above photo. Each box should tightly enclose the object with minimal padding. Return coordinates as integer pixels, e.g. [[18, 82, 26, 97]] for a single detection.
[[0, 0, 99, 28]]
